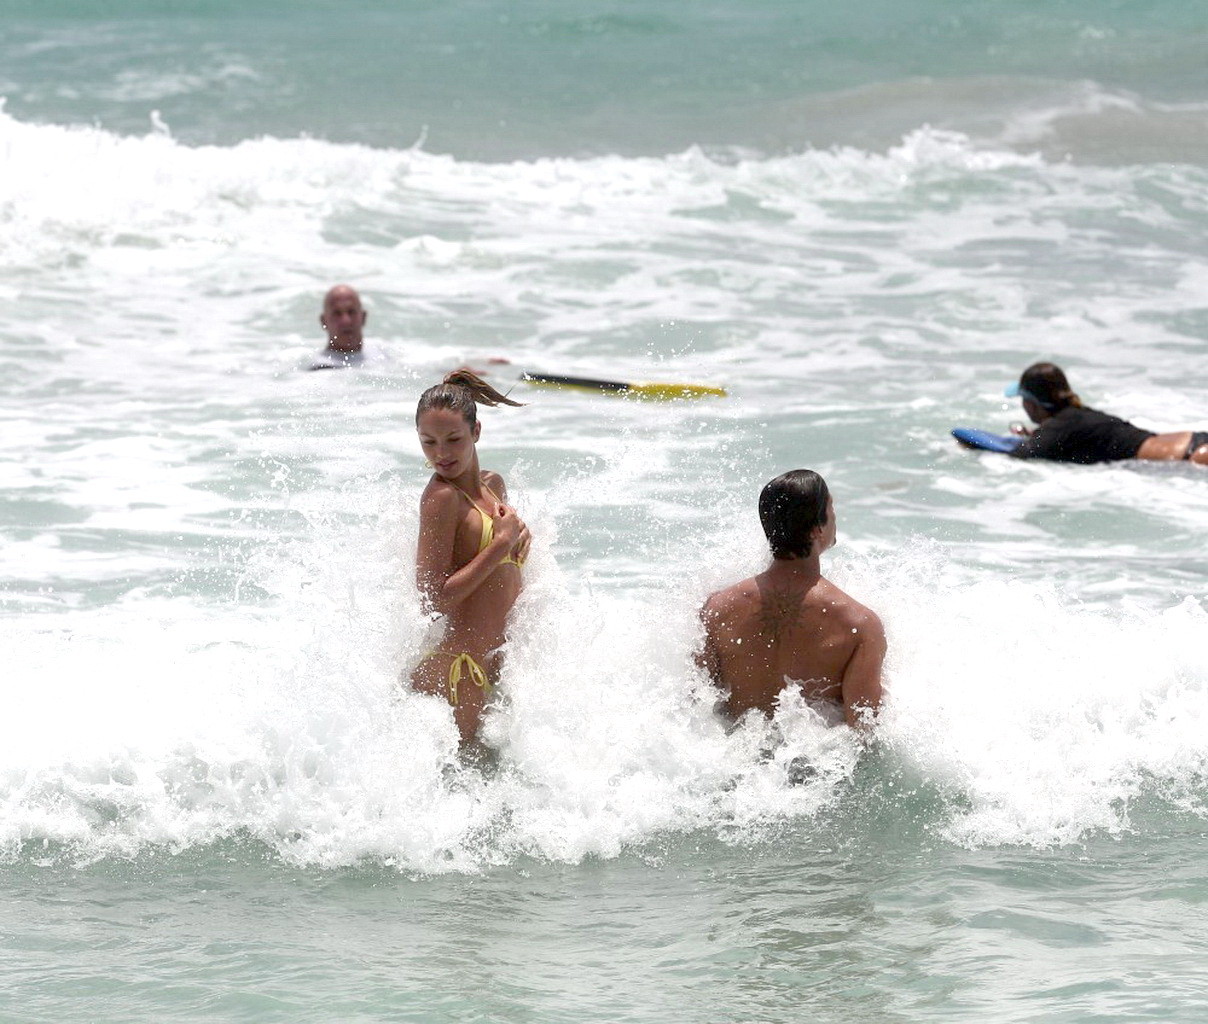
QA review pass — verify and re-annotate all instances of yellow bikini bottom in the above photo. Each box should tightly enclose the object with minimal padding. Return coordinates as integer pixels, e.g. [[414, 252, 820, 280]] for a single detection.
[[425, 650, 493, 707]]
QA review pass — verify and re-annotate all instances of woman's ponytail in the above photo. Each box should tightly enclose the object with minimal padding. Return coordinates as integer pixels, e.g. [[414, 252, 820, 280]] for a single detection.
[[416, 369, 524, 425]]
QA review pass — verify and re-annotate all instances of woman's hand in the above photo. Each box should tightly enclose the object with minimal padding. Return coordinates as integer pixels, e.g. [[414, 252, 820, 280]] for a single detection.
[[513, 524, 532, 564], [491, 503, 524, 549]]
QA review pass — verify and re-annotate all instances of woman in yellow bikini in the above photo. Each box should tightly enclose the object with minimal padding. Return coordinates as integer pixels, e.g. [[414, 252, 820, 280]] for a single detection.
[[411, 370, 530, 746]]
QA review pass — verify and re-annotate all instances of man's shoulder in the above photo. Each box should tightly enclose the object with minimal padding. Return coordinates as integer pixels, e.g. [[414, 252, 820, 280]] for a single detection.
[[817, 578, 885, 633], [309, 348, 365, 371], [702, 577, 760, 617]]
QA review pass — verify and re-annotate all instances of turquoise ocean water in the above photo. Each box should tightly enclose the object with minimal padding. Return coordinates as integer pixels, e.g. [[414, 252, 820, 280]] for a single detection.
[[3, 2, 1208, 1020]]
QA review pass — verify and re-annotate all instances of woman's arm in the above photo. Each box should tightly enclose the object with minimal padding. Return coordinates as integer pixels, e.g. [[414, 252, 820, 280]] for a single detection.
[[415, 485, 517, 615]]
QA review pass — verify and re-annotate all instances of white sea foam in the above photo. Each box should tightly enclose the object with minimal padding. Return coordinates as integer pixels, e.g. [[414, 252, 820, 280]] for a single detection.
[[2, 483, 1206, 870], [868, 546, 1208, 847]]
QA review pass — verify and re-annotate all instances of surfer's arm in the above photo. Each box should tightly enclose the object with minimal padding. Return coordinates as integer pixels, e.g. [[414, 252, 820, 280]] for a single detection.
[[1008, 422, 1054, 460], [415, 487, 513, 614], [840, 610, 886, 730]]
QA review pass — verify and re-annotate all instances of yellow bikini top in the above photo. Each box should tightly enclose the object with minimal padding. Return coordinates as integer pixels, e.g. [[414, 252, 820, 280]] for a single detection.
[[458, 482, 525, 569]]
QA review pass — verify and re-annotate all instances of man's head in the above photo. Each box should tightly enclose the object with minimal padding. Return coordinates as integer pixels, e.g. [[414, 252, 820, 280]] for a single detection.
[[758, 469, 834, 560], [320, 285, 367, 353], [1006, 361, 1080, 423]]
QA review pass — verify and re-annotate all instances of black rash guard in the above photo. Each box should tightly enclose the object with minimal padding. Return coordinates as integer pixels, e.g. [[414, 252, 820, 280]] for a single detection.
[[1010, 406, 1154, 464]]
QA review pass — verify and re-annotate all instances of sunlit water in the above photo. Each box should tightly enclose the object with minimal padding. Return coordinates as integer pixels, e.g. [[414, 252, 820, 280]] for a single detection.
[[3, 2, 1208, 1021]]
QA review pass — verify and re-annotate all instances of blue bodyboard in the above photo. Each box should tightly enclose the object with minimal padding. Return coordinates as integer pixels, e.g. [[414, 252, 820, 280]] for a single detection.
[[952, 428, 1023, 454]]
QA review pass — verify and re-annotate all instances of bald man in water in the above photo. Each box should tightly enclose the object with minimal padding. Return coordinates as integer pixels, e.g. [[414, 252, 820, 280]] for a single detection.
[[311, 284, 367, 370], [697, 470, 886, 730]]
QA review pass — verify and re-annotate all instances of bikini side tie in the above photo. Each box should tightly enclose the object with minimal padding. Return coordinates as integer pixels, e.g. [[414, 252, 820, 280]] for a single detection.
[[447, 653, 491, 707]]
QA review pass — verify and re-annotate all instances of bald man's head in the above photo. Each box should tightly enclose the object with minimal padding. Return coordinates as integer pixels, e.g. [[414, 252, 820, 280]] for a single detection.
[[320, 285, 367, 352]]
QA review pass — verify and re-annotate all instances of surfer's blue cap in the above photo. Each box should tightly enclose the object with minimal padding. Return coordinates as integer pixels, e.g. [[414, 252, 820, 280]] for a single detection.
[[1006, 382, 1056, 409]]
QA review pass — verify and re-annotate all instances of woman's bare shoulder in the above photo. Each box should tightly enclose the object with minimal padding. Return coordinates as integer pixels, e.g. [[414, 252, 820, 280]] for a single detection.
[[419, 477, 462, 516], [481, 469, 508, 496]]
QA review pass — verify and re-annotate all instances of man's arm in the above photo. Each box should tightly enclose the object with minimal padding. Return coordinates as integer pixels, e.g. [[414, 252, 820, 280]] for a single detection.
[[695, 597, 724, 686], [840, 609, 886, 730]]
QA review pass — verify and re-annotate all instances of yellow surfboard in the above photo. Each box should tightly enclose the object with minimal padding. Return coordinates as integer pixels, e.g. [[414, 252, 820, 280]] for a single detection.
[[519, 371, 726, 400]]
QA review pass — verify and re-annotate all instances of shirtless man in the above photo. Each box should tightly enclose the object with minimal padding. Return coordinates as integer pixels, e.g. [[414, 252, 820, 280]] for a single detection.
[[697, 470, 885, 730], [310, 284, 367, 370]]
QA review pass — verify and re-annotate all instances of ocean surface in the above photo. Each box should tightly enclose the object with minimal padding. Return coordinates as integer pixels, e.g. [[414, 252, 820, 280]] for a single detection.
[[3, 1, 1208, 1020]]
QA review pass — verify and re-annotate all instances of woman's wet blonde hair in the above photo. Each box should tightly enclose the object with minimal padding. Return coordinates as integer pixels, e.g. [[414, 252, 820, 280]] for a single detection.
[[415, 369, 523, 426]]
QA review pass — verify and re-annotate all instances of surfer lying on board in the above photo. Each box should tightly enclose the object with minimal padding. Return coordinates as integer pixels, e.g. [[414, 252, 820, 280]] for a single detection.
[[411, 370, 531, 748], [1008, 362, 1208, 466], [696, 470, 885, 731]]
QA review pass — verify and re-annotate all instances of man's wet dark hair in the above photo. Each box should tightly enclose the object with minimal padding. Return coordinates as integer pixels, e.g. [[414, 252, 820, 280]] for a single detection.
[[758, 469, 830, 560], [1018, 362, 1082, 412]]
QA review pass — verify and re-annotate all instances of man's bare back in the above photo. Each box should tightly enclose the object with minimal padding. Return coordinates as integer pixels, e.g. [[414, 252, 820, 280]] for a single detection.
[[697, 471, 885, 730], [699, 567, 884, 727]]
